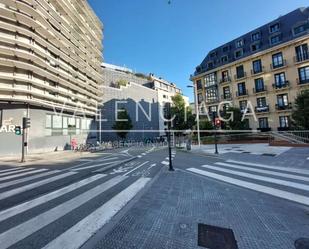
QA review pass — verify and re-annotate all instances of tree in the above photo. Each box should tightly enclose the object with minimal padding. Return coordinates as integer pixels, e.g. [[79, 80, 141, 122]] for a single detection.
[[170, 94, 196, 132], [112, 108, 133, 140], [223, 107, 248, 130], [292, 90, 309, 129], [199, 119, 214, 136]]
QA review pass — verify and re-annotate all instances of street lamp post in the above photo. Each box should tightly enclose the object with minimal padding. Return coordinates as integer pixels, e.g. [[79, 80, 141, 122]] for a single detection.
[[187, 83, 201, 148]]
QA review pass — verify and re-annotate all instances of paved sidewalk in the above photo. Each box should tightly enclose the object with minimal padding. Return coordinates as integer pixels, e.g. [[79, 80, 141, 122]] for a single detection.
[[92, 167, 309, 249]]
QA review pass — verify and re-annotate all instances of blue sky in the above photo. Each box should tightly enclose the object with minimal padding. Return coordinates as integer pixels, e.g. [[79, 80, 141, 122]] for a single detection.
[[88, 0, 308, 101]]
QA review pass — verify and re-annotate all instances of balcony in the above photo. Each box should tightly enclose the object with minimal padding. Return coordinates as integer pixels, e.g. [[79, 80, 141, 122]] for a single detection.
[[221, 94, 233, 101], [270, 59, 287, 70], [294, 52, 309, 63], [255, 105, 270, 113], [234, 72, 247, 81], [205, 98, 220, 104], [253, 86, 267, 94], [275, 103, 292, 111], [297, 78, 309, 85], [272, 81, 290, 90], [236, 89, 249, 97], [258, 127, 272, 132], [251, 66, 265, 76], [219, 76, 231, 84]]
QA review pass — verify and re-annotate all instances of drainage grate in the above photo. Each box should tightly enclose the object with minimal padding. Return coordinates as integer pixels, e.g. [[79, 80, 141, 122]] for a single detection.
[[198, 224, 238, 249], [262, 153, 276, 157], [295, 238, 309, 249]]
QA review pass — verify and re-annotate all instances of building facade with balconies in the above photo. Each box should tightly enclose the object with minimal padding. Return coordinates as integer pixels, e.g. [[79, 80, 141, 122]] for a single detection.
[[0, 0, 103, 155], [191, 7, 309, 132]]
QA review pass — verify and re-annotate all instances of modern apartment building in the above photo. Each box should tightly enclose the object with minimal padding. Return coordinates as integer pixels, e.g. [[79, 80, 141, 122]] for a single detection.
[[0, 0, 103, 155], [191, 7, 309, 131]]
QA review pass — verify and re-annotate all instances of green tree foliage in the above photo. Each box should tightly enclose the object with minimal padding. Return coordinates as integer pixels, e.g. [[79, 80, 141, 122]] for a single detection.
[[292, 90, 309, 129], [223, 107, 248, 130], [112, 108, 133, 139], [170, 94, 196, 133], [199, 119, 214, 136], [116, 79, 128, 88]]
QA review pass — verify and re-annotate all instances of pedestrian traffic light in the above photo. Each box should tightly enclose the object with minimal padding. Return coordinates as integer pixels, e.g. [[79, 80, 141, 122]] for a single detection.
[[22, 117, 31, 129], [15, 126, 22, 136]]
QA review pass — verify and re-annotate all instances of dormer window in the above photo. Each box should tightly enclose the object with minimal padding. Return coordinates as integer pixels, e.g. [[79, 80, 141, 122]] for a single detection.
[[270, 34, 281, 45], [269, 22, 280, 33], [251, 42, 261, 52], [236, 39, 244, 48], [221, 56, 228, 63], [293, 22, 308, 36], [251, 32, 261, 41], [208, 62, 214, 69], [210, 51, 217, 58], [222, 45, 230, 52], [235, 49, 243, 59]]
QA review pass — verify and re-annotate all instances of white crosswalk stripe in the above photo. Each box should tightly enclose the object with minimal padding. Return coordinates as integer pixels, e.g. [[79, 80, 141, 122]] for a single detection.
[[187, 168, 309, 206], [0, 168, 35, 177], [43, 177, 151, 249], [0, 170, 61, 189], [0, 159, 153, 249], [187, 160, 309, 206], [71, 161, 122, 171], [0, 174, 106, 223], [0, 171, 76, 200], [0, 175, 127, 249], [0, 167, 28, 174], [0, 168, 48, 182]]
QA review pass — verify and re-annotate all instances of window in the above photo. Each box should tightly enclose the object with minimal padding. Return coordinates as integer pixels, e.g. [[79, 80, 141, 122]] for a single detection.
[[221, 56, 228, 63], [274, 72, 286, 87], [222, 46, 230, 52], [52, 115, 62, 129], [236, 65, 245, 79], [237, 82, 247, 96], [251, 32, 261, 41], [272, 52, 284, 68], [236, 39, 244, 48], [196, 79, 203, 90], [298, 66, 309, 84], [293, 23, 307, 35], [208, 62, 214, 69], [251, 43, 261, 52], [252, 59, 262, 74], [197, 93, 203, 104], [223, 86, 231, 99], [46, 114, 52, 128], [209, 106, 217, 115], [257, 97, 267, 107], [206, 88, 218, 102], [270, 34, 281, 45], [295, 44, 309, 62], [269, 23, 280, 33], [239, 100, 248, 111], [235, 49, 243, 59], [222, 70, 229, 82], [255, 78, 265, 92], [205, 73, 217, 87], [259, 118, 269, 129], [277, 94, 289, 107], [279, 116, 289, 128]]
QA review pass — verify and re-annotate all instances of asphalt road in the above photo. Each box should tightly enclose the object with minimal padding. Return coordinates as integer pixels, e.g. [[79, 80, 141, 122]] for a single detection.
[[0, 145, 174, 249], [0, 145, 308, 249]]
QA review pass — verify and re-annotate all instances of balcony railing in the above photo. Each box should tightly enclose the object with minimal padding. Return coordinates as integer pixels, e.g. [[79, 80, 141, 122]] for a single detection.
[[270, 59, 287, 70], [294, 52, 309, 63], [205, 98, 220, 104], [275, 103, 292, 111], [253, 85, 267, 93], [219, 76, 231, 84], [234, 72, 247, 80], [236, 89, 248, 97], [272, 81, 290, 89], [255, 105, 270, 113], [221, 94, 233, 101], [297, 78, 309, 85], [251, 66, 265, 75]]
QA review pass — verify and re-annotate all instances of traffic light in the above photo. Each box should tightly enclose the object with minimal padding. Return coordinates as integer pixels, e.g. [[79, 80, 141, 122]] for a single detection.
[[15, 126, 22, 136], [215, 118, 221, 128], [22, 117, 31, 129]]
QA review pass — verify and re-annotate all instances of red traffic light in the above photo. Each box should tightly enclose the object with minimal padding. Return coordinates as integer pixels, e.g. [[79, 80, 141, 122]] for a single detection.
[[215, 118, 221, 126]]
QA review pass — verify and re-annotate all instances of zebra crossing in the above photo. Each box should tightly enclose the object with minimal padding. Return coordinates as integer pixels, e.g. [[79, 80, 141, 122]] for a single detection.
[[187, 159, 309, 206], [0, 160, 154, 249]]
